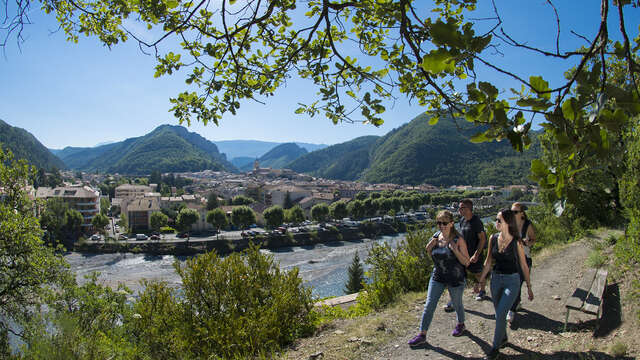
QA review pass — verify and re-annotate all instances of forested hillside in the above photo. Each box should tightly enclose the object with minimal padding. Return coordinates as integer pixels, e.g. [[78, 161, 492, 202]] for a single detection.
[[55, 125, 237, 174], [361, 113, 540, 185], [287, 136, 379, 180], [241, 142, 307, 171], [287, 114, 540, 185], [0, 119, 65, 170]]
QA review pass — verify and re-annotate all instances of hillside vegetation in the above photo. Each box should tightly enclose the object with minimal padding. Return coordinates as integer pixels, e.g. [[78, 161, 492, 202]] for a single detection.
[[0, 119, 65, 170], [241, 142, 307, 171], [288, 114, 540, 186], [55, 125, 237, 174], [288, 136, 379, 180]]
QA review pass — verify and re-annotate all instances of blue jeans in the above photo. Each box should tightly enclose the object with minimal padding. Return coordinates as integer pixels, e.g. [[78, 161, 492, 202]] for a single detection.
[[419, 275, 465, 332], [511, 256, 533, 311], [490, 272, 520, 349]]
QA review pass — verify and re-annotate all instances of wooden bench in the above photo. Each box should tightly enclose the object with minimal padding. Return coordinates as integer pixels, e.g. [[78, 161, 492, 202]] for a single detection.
[[564, 267, 608, 331]]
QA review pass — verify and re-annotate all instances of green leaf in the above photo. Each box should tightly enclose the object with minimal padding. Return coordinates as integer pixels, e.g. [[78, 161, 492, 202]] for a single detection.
[[429, 19, 464, 48], [561, 98, 576, 121], [428, 115, 439, 125], [478, 81, 498, 100], [531, 159, 548, 176], [547, 174, 557, 184], [469, 132, 488, 143], [529, 76, 551, 100], [421, 49, 455, 74], [516, 97, 552, 112]]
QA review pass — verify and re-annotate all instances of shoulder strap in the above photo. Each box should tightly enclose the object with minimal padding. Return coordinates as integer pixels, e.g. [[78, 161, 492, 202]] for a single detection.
[[490, 233, 498, 251]]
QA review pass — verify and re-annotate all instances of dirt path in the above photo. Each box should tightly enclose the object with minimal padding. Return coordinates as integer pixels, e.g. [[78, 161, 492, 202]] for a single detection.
[[285, 231, 636, 360]]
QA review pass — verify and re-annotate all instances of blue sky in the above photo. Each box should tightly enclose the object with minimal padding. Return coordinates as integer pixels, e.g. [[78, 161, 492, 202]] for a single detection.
[[1, 1, 637, 149]]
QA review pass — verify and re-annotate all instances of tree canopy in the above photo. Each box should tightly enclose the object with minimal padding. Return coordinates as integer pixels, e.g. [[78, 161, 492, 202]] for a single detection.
[[4, 0, 637, 206], [0, 148, 70, 346]]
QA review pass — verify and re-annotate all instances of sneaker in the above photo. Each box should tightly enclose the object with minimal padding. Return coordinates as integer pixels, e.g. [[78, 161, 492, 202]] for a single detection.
[[500, 336, 509, 348], [483, 348, 499, 360], [408, 333, 426, 346], [506, 310, 515, 323], [443, 301, 454, 312], [452, 323, 465, 337], [475, 290, 486, 301]]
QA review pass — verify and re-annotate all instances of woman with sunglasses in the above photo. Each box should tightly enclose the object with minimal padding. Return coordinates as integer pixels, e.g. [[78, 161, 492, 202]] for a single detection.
[[408, 210, 470, 347], [508, 202, 537, 323], [475, 209, 533, 360]]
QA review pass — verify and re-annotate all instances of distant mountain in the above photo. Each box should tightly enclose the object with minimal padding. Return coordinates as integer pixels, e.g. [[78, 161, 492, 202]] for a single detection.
[[215, 140, 327, 160], [240, 143, 307, 171], [287, 114, 540, 186], [56, 125, 237, 174], [287, 136, 379, 180], [231, 156, 255, 169], [0, 119, 65, 170]]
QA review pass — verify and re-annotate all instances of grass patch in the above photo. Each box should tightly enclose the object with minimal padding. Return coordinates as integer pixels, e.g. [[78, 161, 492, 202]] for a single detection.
[[585, 249, 606, 268], [609, 341, 628, 357]]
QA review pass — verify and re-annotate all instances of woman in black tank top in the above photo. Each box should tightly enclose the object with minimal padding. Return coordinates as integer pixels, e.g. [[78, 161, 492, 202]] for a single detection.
[[509, 202, 537, 318], [408, 210, 470, 347], [475, 209, 534, 359]]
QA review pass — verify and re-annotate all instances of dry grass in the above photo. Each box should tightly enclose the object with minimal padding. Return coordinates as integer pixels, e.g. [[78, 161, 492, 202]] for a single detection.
[[282, 292, 425, 360]]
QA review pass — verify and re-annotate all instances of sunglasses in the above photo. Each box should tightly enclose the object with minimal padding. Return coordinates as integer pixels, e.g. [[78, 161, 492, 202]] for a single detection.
[[436, 221, 450, 226], [512, 210, 521, 214], [495, 218, 502, 224]]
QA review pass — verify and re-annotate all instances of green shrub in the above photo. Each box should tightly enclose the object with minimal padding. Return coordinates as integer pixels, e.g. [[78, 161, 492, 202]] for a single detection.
[[131, 280, 187, 359], [21, 274, 136, 360], [358, 229, 433, 310], [174, 243, 314, 358], [160, 226, 175, 233], [527, 203, 586, 254]]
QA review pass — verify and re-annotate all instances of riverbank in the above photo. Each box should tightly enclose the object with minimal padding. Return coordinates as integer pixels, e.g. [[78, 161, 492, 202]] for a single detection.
[[73, 221, 406, 256]]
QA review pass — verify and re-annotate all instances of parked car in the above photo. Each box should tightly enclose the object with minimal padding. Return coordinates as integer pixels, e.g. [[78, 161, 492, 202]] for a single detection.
[[177, 232, 189, 238], [150, 234, 160, 240], [90, 234, 101, 241], [118, 234, 128, 240], [136, 234, 148, 240]]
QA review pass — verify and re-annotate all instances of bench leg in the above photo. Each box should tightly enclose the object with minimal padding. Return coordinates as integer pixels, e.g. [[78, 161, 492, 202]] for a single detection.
[[564, 309, 570, 332]]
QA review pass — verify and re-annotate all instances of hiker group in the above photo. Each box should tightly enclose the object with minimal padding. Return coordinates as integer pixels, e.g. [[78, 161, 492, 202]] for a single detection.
[[407, 200, 536, 360]]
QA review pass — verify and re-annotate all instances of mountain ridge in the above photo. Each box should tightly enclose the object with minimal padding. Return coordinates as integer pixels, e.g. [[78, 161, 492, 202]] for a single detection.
[[55, 125, 237, 174], [240, 143, 308, 171], [287, 114, 540, 186], [0, 119, 65, 170]]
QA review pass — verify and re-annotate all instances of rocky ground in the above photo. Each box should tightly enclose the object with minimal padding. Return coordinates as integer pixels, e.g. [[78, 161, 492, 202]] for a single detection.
[[283, 230, 639, 360]]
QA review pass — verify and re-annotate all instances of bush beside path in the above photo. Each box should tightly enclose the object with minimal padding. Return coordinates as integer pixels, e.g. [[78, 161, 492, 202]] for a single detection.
[[284, 230, 638, 360]]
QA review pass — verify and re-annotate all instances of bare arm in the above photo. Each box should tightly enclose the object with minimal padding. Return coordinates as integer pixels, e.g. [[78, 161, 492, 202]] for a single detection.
[[478, 235, 494, 284], [470, 231, 487, 263]]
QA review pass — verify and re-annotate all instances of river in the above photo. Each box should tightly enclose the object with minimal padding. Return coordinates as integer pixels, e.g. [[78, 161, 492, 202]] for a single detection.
[[65, 234, 407, 299]]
